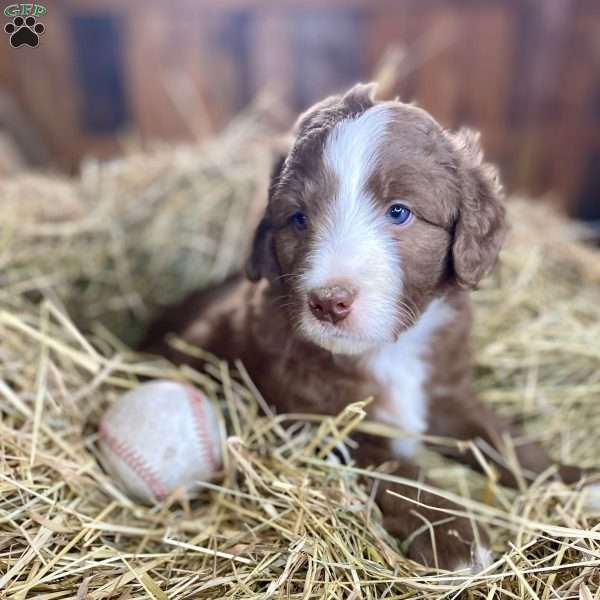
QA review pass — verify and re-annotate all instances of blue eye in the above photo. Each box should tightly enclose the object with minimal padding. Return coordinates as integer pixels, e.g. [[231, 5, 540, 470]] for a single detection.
[[290, 211, 308, 231], [387, 203, 412, 225]]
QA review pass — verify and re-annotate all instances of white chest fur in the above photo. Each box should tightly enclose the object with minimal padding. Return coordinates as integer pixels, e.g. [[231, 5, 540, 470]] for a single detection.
[[364, 298, 454, 457]]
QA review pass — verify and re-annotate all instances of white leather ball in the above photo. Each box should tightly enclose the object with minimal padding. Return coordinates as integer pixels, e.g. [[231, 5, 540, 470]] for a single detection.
[[98, 380, 222, 503]]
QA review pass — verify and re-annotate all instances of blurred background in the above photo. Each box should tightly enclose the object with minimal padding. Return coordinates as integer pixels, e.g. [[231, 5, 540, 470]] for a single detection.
[[1, 0, 599, 223]]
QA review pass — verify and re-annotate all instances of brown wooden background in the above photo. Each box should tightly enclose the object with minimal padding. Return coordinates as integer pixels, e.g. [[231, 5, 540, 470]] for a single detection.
[[0, 0, 599, 220]]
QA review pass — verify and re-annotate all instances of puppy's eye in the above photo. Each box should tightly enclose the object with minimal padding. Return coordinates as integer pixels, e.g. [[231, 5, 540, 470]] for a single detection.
[[289, 211, 308, 231], [387, 203, 412, 226]]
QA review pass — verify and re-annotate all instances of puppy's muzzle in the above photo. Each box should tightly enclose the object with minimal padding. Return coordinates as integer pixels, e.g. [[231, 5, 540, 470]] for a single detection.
[[308, 285, 356, 324]]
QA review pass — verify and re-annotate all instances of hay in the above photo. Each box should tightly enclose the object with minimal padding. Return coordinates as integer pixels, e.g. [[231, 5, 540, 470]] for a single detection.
[[0, 113, 274, 346], [1, 123, 600, 598]]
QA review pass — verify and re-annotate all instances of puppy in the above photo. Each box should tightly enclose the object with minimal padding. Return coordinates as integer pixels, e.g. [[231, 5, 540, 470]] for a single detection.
[[142, 84, 584, 571]]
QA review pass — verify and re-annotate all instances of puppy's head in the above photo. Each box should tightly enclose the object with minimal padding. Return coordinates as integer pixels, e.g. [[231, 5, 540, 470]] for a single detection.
[[247, 84, 505, 355]]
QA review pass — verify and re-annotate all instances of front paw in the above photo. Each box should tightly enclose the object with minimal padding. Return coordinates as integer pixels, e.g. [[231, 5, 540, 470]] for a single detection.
[[559, 463, 587, 485], [558, 466, 600, 511], [393, 515, 492, 572]]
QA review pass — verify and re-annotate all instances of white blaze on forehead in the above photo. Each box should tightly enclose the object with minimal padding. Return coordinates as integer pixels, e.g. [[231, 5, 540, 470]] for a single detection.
[[304, 104, 394, 287], [326, 103, 392, 204], [300, 104, 402, 350]]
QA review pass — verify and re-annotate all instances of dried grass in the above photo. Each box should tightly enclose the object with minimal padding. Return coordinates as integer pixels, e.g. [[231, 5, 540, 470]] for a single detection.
[[1, 119, 600, 598], [0, 113, 273, 345]]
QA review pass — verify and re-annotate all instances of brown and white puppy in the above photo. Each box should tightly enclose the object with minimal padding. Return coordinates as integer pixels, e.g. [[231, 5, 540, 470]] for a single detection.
[[142, 84, 586, 572]]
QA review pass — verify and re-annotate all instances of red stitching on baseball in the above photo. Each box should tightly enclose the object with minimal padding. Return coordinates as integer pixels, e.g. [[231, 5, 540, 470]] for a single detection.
[[99, 422, 168, 500], [186, 386, 219, 472]]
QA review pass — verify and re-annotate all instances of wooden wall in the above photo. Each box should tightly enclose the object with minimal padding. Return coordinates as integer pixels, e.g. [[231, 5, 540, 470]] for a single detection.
[[1, 0, 599, 218]]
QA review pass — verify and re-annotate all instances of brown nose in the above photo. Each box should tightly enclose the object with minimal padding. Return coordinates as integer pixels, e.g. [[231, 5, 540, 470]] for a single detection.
[[308, 286, 356, 324]]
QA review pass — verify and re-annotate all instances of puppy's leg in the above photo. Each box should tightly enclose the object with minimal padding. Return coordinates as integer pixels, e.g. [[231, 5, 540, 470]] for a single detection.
[[355, 435, 491, 572], [427, 393, 584, 488]]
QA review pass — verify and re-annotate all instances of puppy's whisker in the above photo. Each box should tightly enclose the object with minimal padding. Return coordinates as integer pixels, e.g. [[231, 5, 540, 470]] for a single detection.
[[274, 272, 301, 284], [396, 300, 418, 327], [394, 309, 416, 331]]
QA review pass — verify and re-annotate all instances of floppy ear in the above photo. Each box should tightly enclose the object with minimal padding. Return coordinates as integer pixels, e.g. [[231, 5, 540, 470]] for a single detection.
[[245, 216, 279, 282], [451, 129, 507, 289], [245, 147, 288, 282]]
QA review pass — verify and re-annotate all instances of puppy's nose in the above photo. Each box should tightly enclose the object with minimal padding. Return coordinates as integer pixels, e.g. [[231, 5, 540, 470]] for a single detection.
[[308, 286, 356, 324]]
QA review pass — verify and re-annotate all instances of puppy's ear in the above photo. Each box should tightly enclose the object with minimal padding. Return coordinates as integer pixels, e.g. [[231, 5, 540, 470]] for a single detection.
[[245, 148, 287, 282], [451, 129, 506, 289], [245, 216, 279, 282]]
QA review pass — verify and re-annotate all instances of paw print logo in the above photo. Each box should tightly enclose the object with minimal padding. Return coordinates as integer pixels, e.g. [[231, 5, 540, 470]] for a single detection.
[[4, 16, 45, 48]]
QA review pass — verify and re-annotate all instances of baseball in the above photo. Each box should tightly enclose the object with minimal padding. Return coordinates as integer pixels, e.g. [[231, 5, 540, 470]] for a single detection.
[[98, 380, 222, 503]]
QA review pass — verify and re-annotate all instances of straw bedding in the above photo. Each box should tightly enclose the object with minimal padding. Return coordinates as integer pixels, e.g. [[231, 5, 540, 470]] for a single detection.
[[1, 118, 600, 599], [0, 114, 272, 346]]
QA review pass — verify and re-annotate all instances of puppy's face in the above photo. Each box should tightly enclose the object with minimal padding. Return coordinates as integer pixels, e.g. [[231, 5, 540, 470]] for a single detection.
[[247, 85, 505, 355]]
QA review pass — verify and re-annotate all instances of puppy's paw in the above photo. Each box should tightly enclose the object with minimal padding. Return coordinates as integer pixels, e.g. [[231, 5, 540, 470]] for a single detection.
[[558, 463, 587, 485], [403, 517, 492, 573], [556, 467, 600, 512], [452, 545, 494, 575]]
